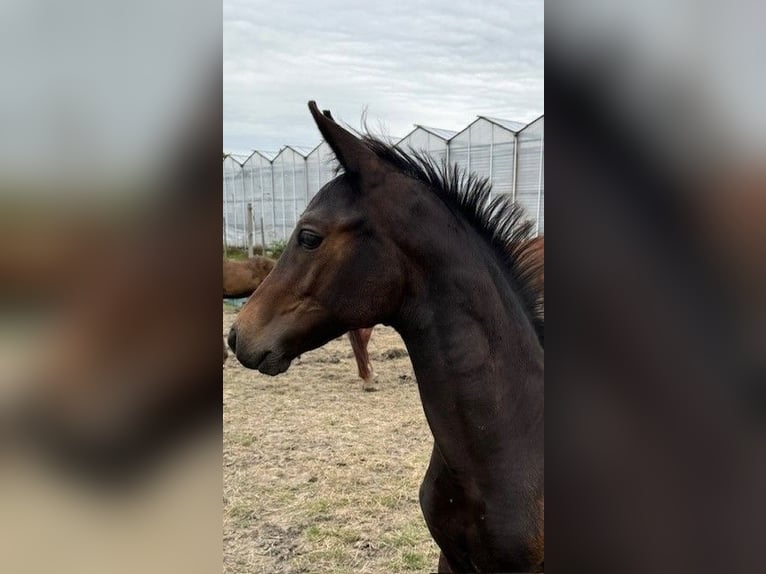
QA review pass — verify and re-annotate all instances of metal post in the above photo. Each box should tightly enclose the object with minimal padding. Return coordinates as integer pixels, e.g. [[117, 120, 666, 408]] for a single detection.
[[260, 216, 266, 253], [258, 160, 266, 250], [248, 162, 258, 254], [239, 165, 247, 247], [246, 202, 254, 257], [232, 168, 240, 249]]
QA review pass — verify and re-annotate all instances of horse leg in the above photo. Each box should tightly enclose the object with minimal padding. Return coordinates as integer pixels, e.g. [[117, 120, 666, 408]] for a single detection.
[[348, 328, 376, 391], [359, 327, 376, 390]]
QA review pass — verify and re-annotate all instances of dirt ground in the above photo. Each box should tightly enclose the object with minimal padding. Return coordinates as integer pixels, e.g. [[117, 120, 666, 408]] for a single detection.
[[223, 308, 439, 574]]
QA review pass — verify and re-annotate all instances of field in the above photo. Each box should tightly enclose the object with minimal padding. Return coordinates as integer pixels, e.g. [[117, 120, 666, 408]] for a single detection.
[[223, 308, 439, 573]]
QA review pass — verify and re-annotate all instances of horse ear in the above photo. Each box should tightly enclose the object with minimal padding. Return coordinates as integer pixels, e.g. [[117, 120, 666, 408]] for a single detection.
[[308, 101, 385, 184]]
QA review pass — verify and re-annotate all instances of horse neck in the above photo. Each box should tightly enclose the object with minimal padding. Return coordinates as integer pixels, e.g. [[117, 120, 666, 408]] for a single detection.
[[393, 234, 544, 478]]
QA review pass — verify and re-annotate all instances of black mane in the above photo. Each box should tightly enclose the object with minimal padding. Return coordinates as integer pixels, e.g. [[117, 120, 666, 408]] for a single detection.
[[357, 135, 544, 345]]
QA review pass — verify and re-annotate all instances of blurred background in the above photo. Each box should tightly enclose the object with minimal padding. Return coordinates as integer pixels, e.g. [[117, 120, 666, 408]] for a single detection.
[[548, 0, 765, 572], [0, 0, 222, 573]]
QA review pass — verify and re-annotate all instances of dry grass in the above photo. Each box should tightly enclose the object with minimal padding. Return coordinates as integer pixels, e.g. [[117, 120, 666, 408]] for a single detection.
[[223, 309, 439, 573]]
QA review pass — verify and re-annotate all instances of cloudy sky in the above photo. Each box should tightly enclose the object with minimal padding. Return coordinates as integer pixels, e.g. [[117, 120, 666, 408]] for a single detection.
[[224, 0, 543, 157]]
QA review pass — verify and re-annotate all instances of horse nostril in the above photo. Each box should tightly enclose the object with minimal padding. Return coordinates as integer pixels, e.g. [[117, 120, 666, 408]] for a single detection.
[[227, 326, 238, 353]]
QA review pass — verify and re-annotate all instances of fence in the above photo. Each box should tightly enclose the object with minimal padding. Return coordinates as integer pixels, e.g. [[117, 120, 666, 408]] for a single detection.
[[224, 114, 543, 250]]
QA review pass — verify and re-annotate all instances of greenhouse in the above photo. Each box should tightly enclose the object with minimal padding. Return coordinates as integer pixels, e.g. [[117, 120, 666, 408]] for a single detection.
[[224, 113, 544, 249]]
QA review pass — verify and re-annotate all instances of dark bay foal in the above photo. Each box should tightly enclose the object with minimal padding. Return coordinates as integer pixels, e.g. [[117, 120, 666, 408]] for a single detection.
[[229, 102, 543, 572]]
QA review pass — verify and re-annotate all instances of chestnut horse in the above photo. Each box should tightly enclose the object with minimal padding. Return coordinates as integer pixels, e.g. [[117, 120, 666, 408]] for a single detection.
[[229, 102, 544, 572], [223, 256, 276, 298], [223, 256, 376, 389]]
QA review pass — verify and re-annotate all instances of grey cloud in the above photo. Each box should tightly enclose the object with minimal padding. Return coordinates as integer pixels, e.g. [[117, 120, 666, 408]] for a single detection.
[[224, 0, 543, 154]]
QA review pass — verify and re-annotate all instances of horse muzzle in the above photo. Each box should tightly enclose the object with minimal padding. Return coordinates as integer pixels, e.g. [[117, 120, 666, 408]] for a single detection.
[[228, 325, 292, 375]]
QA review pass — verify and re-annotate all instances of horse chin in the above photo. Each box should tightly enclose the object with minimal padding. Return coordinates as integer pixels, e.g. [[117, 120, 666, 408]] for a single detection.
[[237, 348, 292, 375], [257, 353, 292, 376]]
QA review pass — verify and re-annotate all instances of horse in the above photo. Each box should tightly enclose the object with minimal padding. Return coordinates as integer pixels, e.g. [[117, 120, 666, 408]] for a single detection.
[[223, 256, 377, 390], [228, 101, 544, 572], [223, 256, 275, 298]]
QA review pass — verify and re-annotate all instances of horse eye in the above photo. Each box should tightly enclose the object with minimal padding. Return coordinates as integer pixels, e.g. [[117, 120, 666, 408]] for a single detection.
[[298, 230, 323, 250]]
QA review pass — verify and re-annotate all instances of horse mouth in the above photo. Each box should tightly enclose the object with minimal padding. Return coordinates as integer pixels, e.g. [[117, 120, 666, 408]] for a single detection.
[[238, 348, 292, 376]]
